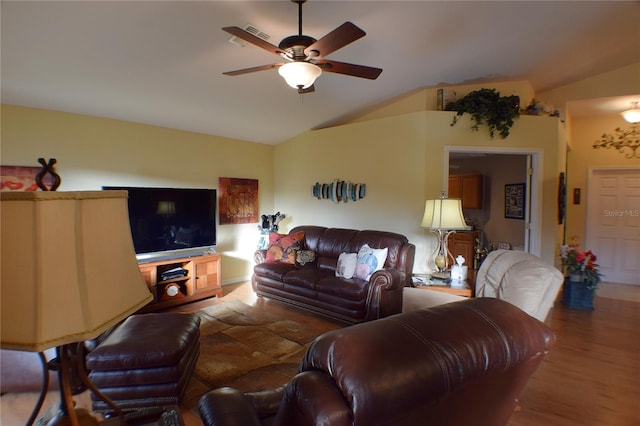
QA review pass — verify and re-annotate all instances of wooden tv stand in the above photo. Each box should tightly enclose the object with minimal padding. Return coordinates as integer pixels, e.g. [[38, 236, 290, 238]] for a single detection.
[[136, 253, 221, 313]]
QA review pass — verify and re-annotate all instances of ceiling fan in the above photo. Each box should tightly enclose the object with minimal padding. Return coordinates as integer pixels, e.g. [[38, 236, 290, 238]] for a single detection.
[[222, 0, 382, 94]]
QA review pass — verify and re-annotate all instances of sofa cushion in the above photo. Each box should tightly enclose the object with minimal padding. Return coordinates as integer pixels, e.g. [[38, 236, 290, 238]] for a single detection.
[[315, 276, 369, 301], [282, 269, 332, 290], [266, 231, 304, 264], [254, 262, 296, 281], [336, 252, 357, 279], [355, 244, 388, 280]]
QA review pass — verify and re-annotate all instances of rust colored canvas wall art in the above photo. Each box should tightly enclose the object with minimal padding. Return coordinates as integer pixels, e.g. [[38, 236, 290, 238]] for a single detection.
[[219, 177, 259, 224]]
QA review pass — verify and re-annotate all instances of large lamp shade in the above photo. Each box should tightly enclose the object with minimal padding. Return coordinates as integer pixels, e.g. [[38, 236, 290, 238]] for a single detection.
[[1, 191, 153, 352], [421, 198, 467, 230]]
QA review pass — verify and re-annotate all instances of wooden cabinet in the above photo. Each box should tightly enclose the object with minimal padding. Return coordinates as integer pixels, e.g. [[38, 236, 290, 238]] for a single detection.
[[448, 174, 483, 209], [137, 253, 221, 312], [448, 230, 479, 270]]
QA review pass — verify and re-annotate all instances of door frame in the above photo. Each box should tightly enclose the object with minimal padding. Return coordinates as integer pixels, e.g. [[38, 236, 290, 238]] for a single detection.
[[444, 146, 543, 257]]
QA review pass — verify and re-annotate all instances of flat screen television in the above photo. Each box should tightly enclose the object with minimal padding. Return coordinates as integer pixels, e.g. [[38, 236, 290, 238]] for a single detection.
[[103, 186, 217, 260]]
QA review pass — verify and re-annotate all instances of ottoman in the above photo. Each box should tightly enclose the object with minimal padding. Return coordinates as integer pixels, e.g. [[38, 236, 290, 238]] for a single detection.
[[86, 312, 201, 414]]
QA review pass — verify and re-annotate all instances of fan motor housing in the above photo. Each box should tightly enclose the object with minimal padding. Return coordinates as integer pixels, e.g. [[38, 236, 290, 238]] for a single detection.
[[279, 35, 316, 51]]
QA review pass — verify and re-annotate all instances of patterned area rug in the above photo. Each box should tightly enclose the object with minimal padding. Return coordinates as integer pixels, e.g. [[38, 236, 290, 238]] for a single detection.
[[191, 300, 326, 393]]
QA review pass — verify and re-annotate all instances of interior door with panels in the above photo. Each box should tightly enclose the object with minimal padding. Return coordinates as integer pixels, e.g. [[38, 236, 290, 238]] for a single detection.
[[586, 168, 640, 285]]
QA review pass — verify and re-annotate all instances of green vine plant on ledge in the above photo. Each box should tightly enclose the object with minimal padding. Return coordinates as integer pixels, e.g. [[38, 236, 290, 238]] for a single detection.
[[445, 88, 520, 139]]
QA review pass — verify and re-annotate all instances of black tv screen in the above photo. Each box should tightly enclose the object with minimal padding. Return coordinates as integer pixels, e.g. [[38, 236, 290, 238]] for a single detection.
[[103, 186, 217, 257]]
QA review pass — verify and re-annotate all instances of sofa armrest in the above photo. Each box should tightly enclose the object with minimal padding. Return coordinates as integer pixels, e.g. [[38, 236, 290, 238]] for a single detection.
[[254, 249, 267, 265], [369, 268, 404, 291], [366, 268, 406, 319], [199, 386, 285, 426]]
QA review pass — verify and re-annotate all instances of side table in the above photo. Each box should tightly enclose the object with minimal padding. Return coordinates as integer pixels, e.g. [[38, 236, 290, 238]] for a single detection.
[[412, 273, 475, 298]]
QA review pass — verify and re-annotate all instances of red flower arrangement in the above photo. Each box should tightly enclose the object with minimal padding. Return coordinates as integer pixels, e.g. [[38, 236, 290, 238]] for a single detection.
[[560, 244, 602, 290]]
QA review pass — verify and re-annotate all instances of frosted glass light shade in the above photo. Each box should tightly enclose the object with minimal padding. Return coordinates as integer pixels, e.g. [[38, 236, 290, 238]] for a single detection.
[[421, 198, 467, 230], [0, 191, 153, 352], [278, 62, 322, 89], [621, 103, 640, 124]]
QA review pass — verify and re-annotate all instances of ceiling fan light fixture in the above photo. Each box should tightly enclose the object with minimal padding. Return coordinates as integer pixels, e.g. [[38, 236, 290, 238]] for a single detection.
[[278, 61, 322, 90], [621, 102, 640, 124]]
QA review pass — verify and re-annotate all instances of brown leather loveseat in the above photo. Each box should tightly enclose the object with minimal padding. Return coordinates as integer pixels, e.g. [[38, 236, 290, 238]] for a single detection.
[[252, 226, 415, 323], [199, 297, 555, 426]]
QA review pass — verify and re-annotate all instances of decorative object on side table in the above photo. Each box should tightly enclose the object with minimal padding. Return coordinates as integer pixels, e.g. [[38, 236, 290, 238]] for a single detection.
[[421, 193, 468, 281], [560, 243, 602, 310], [450, 255, 468, 282]]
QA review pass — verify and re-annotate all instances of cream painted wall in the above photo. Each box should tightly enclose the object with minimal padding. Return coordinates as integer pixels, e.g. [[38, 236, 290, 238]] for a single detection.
[[275, 108, 562, 272], [274, 112, 430, 270], [1, 104, 275, 284], [566, 114, 640, 246], [538, 63, 640, 109]]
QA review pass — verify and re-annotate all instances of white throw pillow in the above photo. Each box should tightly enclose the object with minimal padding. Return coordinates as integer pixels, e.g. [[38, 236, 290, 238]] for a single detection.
[[355, 244, 388, 281], [336, 252, 357, 279]]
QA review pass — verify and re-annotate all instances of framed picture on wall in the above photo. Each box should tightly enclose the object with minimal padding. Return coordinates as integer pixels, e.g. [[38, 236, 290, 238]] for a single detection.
[[505, 183, 525, 220], [0, 165, 53, 192], [218, 177, 259, 224]]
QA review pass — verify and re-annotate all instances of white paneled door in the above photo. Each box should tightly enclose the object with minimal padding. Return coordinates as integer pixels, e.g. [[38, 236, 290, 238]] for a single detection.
[[586, 168, 640, 285]]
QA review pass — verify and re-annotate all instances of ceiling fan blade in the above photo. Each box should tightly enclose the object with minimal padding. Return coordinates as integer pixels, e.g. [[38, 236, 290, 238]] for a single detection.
[[316, 59, 382, 80], [305, 22, 365, 58], [223, 26, 284, 56], [223, 63, 283, 76]]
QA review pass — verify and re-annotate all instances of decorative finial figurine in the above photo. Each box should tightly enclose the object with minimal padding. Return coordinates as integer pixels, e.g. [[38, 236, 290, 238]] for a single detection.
[[257, 212, 287, 249]]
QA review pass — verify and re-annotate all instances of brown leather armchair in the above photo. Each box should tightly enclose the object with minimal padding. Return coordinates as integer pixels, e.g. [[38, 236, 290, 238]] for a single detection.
[[199, 298, 555, 426]]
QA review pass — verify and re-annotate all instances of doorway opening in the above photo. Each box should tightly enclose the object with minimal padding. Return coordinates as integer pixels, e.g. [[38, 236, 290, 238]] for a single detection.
[[445, 146, 542, 256]]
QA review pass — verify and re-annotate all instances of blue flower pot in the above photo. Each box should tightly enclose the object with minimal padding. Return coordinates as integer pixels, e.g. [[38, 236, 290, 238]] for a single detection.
[[561, 279, 595, 310]]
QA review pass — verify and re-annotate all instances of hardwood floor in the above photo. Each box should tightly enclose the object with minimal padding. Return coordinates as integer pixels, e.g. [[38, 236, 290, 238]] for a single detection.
[[173, 281, 640, 426], [507, 284, 640, 426]]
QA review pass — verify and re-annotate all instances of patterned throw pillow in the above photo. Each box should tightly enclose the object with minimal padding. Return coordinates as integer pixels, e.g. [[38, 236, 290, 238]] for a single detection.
[[296, 250, 316, 267], [336, 252, 357, 279], [355, 244, 388, 281], [265, 231, 305, 264]]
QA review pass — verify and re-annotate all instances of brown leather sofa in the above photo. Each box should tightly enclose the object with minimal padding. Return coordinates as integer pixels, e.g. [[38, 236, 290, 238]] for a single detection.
[[199, 298, 555, 426], [252, 226, 415, 323]]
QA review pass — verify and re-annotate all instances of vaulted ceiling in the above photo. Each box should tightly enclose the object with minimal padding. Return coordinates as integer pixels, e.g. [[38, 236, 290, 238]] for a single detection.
[[2, 1, 639, 145]]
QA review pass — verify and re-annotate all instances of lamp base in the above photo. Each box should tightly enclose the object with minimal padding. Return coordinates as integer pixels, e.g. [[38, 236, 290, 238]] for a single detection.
[[47, 408, 100, 426]]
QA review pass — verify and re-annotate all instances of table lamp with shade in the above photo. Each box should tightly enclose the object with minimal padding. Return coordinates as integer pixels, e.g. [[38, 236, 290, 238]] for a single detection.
[[421, 194, 468, 280], [1, 191, 154, 425]]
